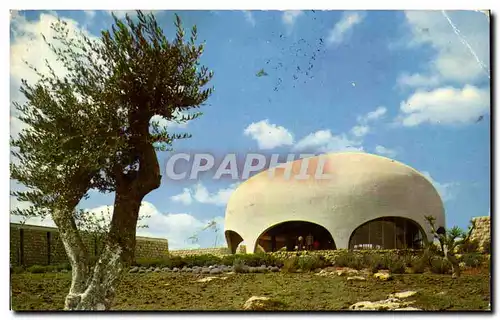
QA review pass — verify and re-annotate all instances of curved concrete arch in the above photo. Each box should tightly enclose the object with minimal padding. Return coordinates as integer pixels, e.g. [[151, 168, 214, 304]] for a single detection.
[[253, 219, 337, 253], [225, 230, 244, 254], [224, 152, 446, 253], [348, 216, 429, 249]]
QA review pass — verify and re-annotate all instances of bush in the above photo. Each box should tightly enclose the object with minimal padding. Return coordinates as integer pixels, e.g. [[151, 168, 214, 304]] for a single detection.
[[458, 239, 480, 253], [364, 254, 388, 273], [387, 256, 407, 274], [220, 255, 236, 266], [134, 258, 170, 268], [27, 265, 49, 274], [232, 253, 282, 267], [430, 257, 452, 274], [462, 253, 484, 268], [183, 254, 221, 267], [233, 258, 247, 273], [408, 256, 427, 274], [281, 257, 299, 273], [297, 255, 324, 271], [335, 252, 364, 270], [11, 266, 25, 274], [482, 241, 490, 254]]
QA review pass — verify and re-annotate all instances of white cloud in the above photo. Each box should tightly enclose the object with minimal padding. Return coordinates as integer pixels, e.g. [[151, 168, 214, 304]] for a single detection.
[[327, 11, 365, 46], [243, 11, 256, 27], [374, 145, 398, 158], [150, 111, 190, 130], [10, 201, 225, 250], [170, 188, 193, 205], [357, 106, 387, 124], [293, 130, 363, 154], [397, 85, 489, 127], [10, 12, 96, 139], [282, 10, 303, 27], [421, 171, 459, 202], [244, 119, 294, 150], [397, 73, 441, 89], [350, 125, 369, 137], [400, 11, 490, 87], [171, 183, 239, 207], [107, 10, 154, 19]]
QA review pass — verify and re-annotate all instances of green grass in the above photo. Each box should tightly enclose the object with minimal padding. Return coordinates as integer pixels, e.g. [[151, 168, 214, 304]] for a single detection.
[[11, 267, 491, 311]]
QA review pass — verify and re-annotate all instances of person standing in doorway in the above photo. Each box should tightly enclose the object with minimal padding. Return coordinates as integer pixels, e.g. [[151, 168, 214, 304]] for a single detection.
[[297, 235, 304, 251], [313, 240, 320, 251], [306, 233, 314, 250]]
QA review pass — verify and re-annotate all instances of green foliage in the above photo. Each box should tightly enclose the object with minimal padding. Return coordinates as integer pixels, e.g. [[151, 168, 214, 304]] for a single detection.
[[482, 241, 490, 254], [335, 252, 364, 270], [26, 263, 71, 274], [458, 239, 480, 253], [182, 254, 221, 267], [233, 258, 247, 273], [462, 253, 484, 268], [296, 255, 325, 271], [407, 255, 427, 274], [429, 257, 452, 274], [11, 266, 25, 274], [281, 257, 299, 273]]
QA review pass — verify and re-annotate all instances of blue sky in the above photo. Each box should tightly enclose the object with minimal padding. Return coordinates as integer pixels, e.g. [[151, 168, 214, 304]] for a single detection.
[[10, 10, 490, 249]]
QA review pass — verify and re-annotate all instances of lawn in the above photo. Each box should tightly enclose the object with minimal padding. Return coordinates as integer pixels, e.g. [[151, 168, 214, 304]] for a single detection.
[[11, 268, 491, 311]]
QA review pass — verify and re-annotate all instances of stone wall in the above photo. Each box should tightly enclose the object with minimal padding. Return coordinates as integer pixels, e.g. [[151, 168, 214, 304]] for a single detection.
[[470, 216, 490, 252], [10, 223, 169, 266], [169, 247, 230, 257]]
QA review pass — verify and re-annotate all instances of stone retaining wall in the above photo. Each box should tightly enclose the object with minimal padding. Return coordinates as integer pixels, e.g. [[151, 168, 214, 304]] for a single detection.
[[470, 216, 490, 252], [168, 247, 230, 257], [10, 223, 169, 266]]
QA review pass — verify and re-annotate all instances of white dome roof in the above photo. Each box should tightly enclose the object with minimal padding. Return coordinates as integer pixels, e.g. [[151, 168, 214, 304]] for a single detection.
[[224, 152, 445, 253]]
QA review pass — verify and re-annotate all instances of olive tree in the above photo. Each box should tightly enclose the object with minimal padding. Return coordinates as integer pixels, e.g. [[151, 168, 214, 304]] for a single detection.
[[11, 11, 213, 310], [424, 215, 476, 277]]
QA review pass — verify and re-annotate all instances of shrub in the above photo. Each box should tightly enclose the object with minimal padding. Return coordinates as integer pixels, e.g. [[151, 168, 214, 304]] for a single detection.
[[364, 254, 388, 273], [458, 239, 480, 253], [462, 253, 484, 268], [297, 255, 325, 271], [220, 255, 236, 266], [233, 258, 247, 273], [281, 257, 299, 273], [11, 266, 25, 274], [387, 256, 407, 274], [335, 252, 364, 270], [429, 257, 452, 274], [183, 254, 221, 267], [27, 265, 49, 274], [408, 256, 427, 274], [134, 258, 170, 268]]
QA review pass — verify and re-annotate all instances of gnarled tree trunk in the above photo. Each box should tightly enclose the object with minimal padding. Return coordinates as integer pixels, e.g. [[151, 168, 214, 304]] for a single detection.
[[57, 142, 161, 310]]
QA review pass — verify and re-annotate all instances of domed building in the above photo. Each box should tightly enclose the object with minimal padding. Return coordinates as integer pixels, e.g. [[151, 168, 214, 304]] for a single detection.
[[224, 152, 445, 254]]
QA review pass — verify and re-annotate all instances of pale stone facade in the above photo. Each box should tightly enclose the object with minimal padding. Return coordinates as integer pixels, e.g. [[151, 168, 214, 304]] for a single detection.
[[470, 216, 491, 252], [224, 152, 446, 254]]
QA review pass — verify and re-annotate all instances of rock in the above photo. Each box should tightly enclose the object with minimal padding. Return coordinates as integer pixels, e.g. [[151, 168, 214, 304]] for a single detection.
[[270, 266, 279, 272], [389, 291, 417, 299], [210, 268, 222, 275], [154, 268, 161, 272], [139, 269, 146, 273], [349, 298, 402, 311], [208, 265, 214, 269], [172, 267, 179, 272], [185, 268, 192, 273], [148, 267, 155, 272], [192, 268, 200, 274], [129, 267, 139, 273], [243, 296, 284, 311], [347, 276, 366, 281], [314, 268, 322, 273], [162, 267, 171, 272], [260, 265, 267, 269], [258, 266, 268, 273], [336, 268, 359, 276], [373, 272, 392, 281], [394, 307, 421, 311], [201, 268, 210, 274], [296, 269, 303, 273], [197, 276, 228, 283], [248, 267, 257, 273]]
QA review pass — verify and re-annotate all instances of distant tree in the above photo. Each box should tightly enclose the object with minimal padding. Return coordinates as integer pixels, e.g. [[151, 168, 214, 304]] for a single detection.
[[187, 218, 221, 248], [11, 10, 213, 310], [424, 215, 476, 277]]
